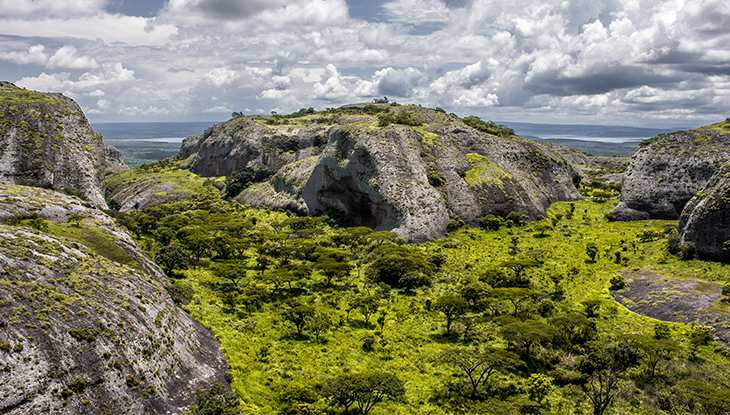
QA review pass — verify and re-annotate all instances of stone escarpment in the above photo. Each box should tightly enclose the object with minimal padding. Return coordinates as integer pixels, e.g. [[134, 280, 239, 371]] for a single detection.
[[0, 82, 126, 209], [610, 121, 730, 221], [678, 161, 730, 261], [179, 104, 585, 241], [0, 184, 229, 415]]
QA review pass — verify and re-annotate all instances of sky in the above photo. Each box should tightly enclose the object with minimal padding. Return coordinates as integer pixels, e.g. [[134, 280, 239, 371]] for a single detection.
[[1, 0, 729, 127]]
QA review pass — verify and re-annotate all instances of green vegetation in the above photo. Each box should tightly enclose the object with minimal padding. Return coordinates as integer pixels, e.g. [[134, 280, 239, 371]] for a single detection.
[[102, 181, 730, 415], [463, 116, 514, 137]]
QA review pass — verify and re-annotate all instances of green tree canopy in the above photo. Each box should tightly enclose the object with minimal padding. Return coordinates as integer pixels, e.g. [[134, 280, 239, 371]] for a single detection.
[[322, 372, 406, 415]]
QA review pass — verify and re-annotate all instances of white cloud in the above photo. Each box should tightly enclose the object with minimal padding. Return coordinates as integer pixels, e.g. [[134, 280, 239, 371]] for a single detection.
[[203, 105, 232, 113], [47, 46, 98, 69], [1, 0, 727, 124], [0, 0, 107, 18], [0, 44, 48, 66]]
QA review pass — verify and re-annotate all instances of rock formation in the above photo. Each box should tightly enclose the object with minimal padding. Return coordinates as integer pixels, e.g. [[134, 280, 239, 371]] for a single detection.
[[0, 82, 126, 209], [610, 121, 730, 221], [678, 160, 730, 261], [179, 104, 585, 241], [0, 184, 229, 414]]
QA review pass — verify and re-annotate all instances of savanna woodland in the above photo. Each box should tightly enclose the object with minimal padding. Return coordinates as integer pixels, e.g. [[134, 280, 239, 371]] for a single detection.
[[103, 155, 730, 415]]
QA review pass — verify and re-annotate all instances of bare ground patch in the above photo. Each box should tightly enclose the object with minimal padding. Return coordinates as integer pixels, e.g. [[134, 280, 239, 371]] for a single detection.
[[611, 270, 730, 345]]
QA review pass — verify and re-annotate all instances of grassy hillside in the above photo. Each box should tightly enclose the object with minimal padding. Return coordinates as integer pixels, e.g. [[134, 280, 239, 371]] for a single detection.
[[110, 189, 730, 415]]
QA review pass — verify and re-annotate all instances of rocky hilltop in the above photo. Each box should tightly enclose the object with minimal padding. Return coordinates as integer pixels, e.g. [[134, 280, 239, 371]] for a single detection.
[[0, 184, 229, 414], [610, 121, 730, 221], [0, 82, 126, 208], [678, 160, 730, 261], [179, 104, 585, 241]]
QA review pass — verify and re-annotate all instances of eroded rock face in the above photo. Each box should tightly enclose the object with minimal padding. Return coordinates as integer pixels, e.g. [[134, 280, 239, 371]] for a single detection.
[[0, 82, 126, 209], [0, 184, 229, 415], [678, 161, 730, 261], [181, 105, 585, 241], [610, 122, 730, 221]]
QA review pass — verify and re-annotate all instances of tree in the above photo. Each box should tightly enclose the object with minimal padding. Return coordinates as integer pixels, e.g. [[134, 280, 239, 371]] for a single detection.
[[549, 313, 597, 353], [284, 303, 315, 339], [625, 334, 680, 378], [366, 249, 433, 288], [500, 320, 557, 363], [526, 373, 553, 405], [187, 380, 241, 415], [314, 258, 354, 287], [211, 263, 246, 289], [437, 347, 522, 399], [155, 245, 190, 276], [275, 382, 319, 415], [322, 372, 405, 415], [433, 294, 469, 335], [578, 342, 640, 415], [488, 287, 538, 317], [305, 307, 332, 343], [497, 260, 540, 285], [177, 226, 213, 265], [350, 293, 381, 325]]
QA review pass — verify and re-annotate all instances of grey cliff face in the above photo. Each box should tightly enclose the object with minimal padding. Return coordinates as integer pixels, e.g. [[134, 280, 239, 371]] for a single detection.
[[0, 184, 230, 414], [678, 161, 730, 261], [0, 82, 126, 209], [179, 105, 585, 241], [610, 125, 730, 221]]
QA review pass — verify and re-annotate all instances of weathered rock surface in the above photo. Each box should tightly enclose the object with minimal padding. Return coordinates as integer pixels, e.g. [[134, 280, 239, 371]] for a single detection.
[[179, 105, 585, 241], [678, 161, 730, 261], [610, 121, 730, 221], [0, 82, 126, 209], [0, 184, 229, 414]]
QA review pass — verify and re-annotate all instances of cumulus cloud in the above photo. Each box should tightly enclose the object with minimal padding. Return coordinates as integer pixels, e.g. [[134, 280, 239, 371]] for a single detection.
[[0, 44, 48, 65], [313, 64, 349, 100], [1, 0, 728, 124], [46, 46, 98, 69], [0, 0, 107, 18]]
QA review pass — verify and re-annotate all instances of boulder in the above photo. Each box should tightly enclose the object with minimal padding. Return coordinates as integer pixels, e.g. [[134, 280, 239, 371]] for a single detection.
[[610, 121, 730, 221], [0, 82, 126, 209], [0, 184, 230, 414], [678, 161, 730, 261], [179, 105, 586, 241]]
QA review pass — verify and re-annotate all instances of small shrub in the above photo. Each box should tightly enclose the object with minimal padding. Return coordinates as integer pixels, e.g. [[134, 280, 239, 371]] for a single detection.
[[126, 375, 138, 388], [427, 170, 446, 187], [0, 340, 10, 353], [681, 242, 696, 260], [69, 327, 100, 342], [480, 214, 503, 230], [609, 275, 626, 290], [13, 343, 23, 353], [68, 377, 87, 393]]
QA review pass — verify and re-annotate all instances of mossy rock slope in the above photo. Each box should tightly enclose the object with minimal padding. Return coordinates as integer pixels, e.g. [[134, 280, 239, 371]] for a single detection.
[[0, 184, 229, 414], [0, 82, 126, 208], [610, 120, 730, 221], [678, 160, 730, 261], [179, 104, 585, 241]]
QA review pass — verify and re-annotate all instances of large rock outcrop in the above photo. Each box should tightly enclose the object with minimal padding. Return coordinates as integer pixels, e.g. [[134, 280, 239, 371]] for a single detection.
[[0, 82, 126, 208], [0, 184, 229, 414], [179, 104, 585, 241], [610, 121, 730, 221], [678, 161, 730, 261]]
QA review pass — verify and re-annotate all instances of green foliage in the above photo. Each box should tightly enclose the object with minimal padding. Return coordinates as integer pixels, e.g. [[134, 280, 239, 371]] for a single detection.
[[366, 247, 433, 288], [69, 327, 100, 342], [187, 380, 241, 415], [377, 110, 423, 127], [165, 282, 195, 304], [433, 294, 469, 335], [224, 167, 272, 198], [479, 214, 503, 230], [437, 347, 522, 399], [681, 241, 696, 260], [427, 170, 446, 187], [68, 377, 88, 394], [462, 116, 514, 137], [322, 372, 405, 415], [155, 245, 190, 275], [446, 214, 466, 232], [609, 275, 625, 290]]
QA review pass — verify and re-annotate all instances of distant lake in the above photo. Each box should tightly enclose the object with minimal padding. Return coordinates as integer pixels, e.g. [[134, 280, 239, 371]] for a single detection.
[[505, 122, 679, 144]]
